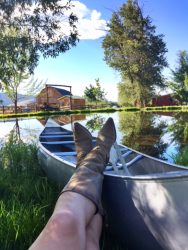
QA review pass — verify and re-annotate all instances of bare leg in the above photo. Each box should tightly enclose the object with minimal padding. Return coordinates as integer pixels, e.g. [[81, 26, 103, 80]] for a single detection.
[[29, 192, 96, 250], [85, 213, 102, 250]]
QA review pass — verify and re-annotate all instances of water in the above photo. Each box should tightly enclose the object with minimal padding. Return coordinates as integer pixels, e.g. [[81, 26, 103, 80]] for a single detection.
[[1, 111, 188, 164]]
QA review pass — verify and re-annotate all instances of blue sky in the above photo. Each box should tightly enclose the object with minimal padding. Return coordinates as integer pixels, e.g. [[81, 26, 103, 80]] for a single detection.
[[33, 0, 188, 101]]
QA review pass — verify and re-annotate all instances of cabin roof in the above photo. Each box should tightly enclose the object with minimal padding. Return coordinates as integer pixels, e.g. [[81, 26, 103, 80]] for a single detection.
[[57, 95, 85, 100], [53, 87, 72, 96]]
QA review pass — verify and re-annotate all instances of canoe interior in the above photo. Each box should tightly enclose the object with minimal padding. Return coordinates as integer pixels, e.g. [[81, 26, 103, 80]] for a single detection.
[[39, 125, 188, 177]]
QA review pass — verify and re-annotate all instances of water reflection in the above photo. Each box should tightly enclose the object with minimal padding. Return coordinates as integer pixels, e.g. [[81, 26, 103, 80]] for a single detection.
[[118, 112, 168, 159], [168, 113, 188, 147], [85, 114, 105, 132], [1, 112, 188, 164]]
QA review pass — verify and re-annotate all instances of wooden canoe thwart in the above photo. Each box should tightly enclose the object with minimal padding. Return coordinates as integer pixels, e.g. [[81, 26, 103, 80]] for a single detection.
[[38, 118, 188, 250]]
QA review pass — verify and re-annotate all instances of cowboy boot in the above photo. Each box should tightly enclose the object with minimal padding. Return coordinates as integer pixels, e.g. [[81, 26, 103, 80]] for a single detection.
[[61, 118, 116, 214], [73, 122, 93, 167]]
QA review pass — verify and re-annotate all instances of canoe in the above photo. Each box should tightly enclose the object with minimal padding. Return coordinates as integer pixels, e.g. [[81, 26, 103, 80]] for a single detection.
[[38, 118, 188, 250]]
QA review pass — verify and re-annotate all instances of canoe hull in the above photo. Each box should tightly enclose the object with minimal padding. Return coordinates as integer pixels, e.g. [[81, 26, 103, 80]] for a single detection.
[[39, 144, 188, 249], [38, 120, 188, 250]]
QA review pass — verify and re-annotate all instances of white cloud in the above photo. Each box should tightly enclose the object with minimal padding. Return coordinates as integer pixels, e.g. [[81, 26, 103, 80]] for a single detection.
[[4, 0, 108, 41], [71, 1, 108, 40]]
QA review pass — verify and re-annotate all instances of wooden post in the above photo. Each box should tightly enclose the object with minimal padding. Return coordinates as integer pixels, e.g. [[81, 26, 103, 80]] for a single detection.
[[46, 84, 49, 106], [70, 86, 72, 110]]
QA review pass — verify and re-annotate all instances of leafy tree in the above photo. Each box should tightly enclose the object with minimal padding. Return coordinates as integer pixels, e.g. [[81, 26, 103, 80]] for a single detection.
[[118, 77, 152, 106], [102, 0, 167, 107], [168, 51, 188, 104], [0, 0, 78, 74], [0, 27, 31, 113], [84, 78, 106, 104]]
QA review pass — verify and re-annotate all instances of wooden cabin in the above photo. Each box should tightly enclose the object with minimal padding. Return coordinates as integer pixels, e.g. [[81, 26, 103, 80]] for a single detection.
[[58, 95, 86, 110], [36, 86, 71, 108]]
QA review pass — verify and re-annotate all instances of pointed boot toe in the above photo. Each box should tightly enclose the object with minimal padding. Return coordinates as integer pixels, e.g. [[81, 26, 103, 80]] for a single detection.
[[97, 117, 116, 153], [74, 122, 93, 166]]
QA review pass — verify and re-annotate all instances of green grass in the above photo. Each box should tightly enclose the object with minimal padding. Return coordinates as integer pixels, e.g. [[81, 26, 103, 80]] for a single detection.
[[0, 134, 126, 250], [0, 106, 141, 120], [2, 105, 188, 120], [143, 105, 188, 112], [0, 135, 60, 250]]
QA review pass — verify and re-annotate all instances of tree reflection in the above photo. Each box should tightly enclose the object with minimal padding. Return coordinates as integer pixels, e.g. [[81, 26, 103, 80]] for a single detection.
[[85, 115, 105, 132], [168, 113, 188, 147], [8, 118, 22, 142], [118, 112, 168, 159]]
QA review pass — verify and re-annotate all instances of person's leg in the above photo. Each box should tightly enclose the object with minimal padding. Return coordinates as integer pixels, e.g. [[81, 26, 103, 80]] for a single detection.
[[85, 213, 102, 250], [30, 118, 116, 250], [29, 192, 96, 250]]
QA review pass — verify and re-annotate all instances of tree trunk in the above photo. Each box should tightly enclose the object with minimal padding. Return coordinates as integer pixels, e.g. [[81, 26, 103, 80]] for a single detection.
[[14, 89, 18, 114]]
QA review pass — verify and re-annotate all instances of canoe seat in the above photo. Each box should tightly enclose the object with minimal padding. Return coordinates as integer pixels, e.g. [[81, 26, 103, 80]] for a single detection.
[[54, 152, 77, 156], [40, 135, 73, 138], [126, 155, 143, 168], [122, 150, 133, 158], [42, 132, 72, 135], [42, 141, 75, 145]]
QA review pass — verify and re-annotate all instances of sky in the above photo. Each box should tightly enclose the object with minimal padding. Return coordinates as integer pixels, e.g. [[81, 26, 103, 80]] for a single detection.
[[33, 0, 188, 102]]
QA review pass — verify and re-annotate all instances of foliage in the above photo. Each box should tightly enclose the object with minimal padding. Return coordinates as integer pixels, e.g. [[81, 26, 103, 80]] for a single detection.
[[0, 27, 32, 113], [21, 77, 47, 97], [168, 51, 188, 104], [118, 77, 152, 106], [0, 0, 78, 73], [102, 0, 167, 107], [84, 78, 106, 104], [0, 132, 59, 250]]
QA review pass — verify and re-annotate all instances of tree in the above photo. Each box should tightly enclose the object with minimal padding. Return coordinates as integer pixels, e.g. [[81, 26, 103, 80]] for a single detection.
[[168, 51, 188, 104], [0, 0, 78, 74], [0, 27, 31, 113], [102, 0, 167, 107], [84, 78, 106, 104]]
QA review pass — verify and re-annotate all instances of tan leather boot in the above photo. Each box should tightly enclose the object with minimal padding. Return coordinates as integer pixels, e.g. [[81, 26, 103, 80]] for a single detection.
[[62, 118, 116, 214], [73, 122, 93, 167]]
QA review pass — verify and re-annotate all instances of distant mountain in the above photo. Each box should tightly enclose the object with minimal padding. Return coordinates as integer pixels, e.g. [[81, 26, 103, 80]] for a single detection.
[[0, 92, 36, 106]]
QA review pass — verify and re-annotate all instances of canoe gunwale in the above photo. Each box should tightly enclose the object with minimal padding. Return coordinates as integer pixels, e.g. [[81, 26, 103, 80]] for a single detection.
[[38, 140, 188, 181]]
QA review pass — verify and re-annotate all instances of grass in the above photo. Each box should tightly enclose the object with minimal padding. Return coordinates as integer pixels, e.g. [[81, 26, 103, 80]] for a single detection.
[[0, 133, 126, 250], [143, 105, 188, 112], [0, 134, 60, 250], [0, 106, 141, 120], [2, 105, 188, 120]]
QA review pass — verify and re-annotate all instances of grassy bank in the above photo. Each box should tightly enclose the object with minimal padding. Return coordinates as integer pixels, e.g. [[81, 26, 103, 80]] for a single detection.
[[1, 105, 188, 120], [0, 135, 60, 250], [0, 135, 126, 250], [0, 106, 139, 120]]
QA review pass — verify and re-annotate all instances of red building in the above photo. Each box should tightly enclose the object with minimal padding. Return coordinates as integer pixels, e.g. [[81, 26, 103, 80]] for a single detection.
[[152, 94, 177, 106]]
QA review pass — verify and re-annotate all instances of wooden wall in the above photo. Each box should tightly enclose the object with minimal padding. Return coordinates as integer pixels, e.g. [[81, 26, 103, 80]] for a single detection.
[[37, 87, 62, 106]]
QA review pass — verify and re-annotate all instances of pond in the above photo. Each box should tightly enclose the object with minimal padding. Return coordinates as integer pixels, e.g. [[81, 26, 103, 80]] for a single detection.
[[1, 111, 188, 165]]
